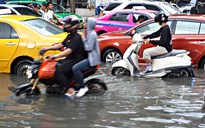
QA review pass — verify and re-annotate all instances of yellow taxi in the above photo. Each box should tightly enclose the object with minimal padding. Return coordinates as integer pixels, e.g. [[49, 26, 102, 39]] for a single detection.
[[0, 15, 67, 75]]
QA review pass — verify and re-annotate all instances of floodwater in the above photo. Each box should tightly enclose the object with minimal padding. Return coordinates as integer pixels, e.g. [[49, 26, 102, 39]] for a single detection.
[[1, 64, 205, 128]]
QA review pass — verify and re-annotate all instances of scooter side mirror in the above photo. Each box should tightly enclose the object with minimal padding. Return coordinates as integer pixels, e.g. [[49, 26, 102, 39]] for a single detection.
[[130, 29, 135, 37]]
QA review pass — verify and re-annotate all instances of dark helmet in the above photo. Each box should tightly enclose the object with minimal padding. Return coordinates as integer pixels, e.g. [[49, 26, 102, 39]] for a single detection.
[[62, 16, 81, 26], [154, 12, 168, 25], [61, 16, 81, 32]]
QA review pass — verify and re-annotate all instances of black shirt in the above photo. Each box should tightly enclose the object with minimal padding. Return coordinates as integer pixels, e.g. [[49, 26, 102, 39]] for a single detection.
[[62, 31, 87, 61], [143, 25, 172, 52]]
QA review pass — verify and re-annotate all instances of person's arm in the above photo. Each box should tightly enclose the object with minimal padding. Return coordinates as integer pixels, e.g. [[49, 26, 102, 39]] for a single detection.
[[53, 13, 60, 22], [41, 43, 64, 53], [28, 4, 40, 13], [84, 34, 96, 51], [143, 28, 161, 39], [49, 48, 72, 59]]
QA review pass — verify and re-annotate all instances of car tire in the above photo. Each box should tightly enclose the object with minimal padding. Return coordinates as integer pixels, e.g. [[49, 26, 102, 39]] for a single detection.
[[102, 49, 122, 64], [13, 60, 32, 75], [199, 58, 205, 70]]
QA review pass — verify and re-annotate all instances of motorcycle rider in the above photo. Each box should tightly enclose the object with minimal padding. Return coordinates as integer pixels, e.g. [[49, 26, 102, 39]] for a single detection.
[[72, 17, 100, 97], [142, 12, 172, 74], [40, 16, 87, 97]]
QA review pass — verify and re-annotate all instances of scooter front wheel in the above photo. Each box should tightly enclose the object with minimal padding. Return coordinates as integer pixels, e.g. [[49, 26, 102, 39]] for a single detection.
[[112, 67, 130, 76], [15, 83, 40, 97], [86, 78, 107, 93]]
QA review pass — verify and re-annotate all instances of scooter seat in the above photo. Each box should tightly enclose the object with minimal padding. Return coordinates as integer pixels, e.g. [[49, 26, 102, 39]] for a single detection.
[[152, 49, 187, 59]]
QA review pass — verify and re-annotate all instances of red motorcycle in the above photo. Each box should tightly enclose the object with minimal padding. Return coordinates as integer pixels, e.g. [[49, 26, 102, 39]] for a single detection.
[[9, 56, 107, 97]]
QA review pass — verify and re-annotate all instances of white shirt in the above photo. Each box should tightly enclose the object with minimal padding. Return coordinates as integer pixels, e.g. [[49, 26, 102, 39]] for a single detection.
[[40, 10, 53, 21]]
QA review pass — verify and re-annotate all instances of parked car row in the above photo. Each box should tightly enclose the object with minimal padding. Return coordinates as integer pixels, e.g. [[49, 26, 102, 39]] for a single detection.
[[6, 0, 83, 20], [98, 14, 205, 69], [95, 9, 157, 35]]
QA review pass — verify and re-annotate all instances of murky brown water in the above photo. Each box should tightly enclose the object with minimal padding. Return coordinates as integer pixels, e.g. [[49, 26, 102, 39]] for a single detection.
[[0, 64, 205, 128]]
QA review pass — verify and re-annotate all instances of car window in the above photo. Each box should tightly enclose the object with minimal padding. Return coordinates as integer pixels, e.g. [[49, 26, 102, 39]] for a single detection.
[[124, 3, 143, 9], [175, 21, 200, 34], [109, 13, 130, 22], [53, 4, 67, 12], [199, 23, 205, 34], [14, 7, 41, 17], [0, 22, 18, 39], [104, 3, 122, 11], [135, 21, 172, 35], [133, 14, 149, 23], [160, 3, 179, 14], [145, 5, 160, 11], [21, 18, 63, 36]]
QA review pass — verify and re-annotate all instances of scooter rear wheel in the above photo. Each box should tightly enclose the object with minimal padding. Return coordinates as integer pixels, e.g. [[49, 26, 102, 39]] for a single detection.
[[180, 68, 194, 77], [86, 78, 107, 93], [112, 67, 130, 76]]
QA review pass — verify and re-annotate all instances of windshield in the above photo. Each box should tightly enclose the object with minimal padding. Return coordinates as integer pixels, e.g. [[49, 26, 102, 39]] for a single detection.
[[160, 3, 179, 14], [53, 4, 68, 13], [14, 7, 42, 17], [104, 2, 122, 11], [21, 18, 63, 36]]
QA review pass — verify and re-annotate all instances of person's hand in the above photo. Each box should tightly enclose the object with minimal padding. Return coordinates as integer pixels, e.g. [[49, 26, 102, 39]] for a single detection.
[[47, 54, 58, 61], [143, 38, 150, 44], [28, 3, 34, 8], [39, 47, 48, 55]]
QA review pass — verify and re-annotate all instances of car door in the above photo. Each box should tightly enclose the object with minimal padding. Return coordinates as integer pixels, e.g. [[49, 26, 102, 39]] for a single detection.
[[0, 22, 19, 71], [172, 20, 205, 67], [106, 12, 133, 32]]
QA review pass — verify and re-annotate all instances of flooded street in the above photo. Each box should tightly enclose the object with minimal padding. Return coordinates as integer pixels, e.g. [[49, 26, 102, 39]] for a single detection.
[[1, 64, 205, 128]]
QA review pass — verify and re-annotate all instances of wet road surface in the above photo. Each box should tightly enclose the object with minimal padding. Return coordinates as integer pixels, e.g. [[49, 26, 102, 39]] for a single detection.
[[0, 64, 205, 128]]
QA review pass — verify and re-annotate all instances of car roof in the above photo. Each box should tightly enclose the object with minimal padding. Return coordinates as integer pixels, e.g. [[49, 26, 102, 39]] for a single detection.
[[112, 9, 157, 13], [170, 14, 205, 21], [0, 15, 37, 21], [0, 4, 29, 7], [6, 1, 57, 4], [109, 0, 168, 4]]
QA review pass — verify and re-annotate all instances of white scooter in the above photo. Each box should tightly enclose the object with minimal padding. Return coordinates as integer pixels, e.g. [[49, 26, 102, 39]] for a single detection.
[[111, 34, 195, 77]]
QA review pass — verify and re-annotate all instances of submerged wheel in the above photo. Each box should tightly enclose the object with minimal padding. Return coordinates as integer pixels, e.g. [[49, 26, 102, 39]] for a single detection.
[[112, 67, 130, 76], [180, 69, 193, 77], [15, 84, 40, 97], [86, 79, 107, 93]]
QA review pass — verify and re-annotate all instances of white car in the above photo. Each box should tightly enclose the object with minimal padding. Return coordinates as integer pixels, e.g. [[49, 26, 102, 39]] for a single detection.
[[0, 4, 41, 17], [103, 1, 180, 15]]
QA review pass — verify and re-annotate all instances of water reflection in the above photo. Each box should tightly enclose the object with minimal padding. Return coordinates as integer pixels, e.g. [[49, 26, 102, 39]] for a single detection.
[[0, 67, 205, 128]]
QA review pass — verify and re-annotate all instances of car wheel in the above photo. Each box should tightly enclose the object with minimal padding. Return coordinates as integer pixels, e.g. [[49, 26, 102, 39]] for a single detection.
[[13, 60, 32, 75], [102, 49, 122, 64], [199, 58, 205, 70]]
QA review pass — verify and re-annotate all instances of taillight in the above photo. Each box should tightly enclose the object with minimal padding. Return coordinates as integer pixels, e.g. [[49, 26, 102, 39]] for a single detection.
[[96, 65, 100, 69]]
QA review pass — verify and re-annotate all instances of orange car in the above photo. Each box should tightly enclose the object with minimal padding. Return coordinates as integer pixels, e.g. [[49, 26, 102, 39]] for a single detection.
[[98, 14, 205, 69]]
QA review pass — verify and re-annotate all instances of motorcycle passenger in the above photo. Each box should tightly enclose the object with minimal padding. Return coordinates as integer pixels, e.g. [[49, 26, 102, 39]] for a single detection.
[[40, 16, 87, 96], [142, 12, 172, 74], [72, 17, 100, 97]]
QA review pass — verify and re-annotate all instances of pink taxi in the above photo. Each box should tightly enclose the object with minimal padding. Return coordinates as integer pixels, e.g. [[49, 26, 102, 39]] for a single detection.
[[95, 9, 156, 35]]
